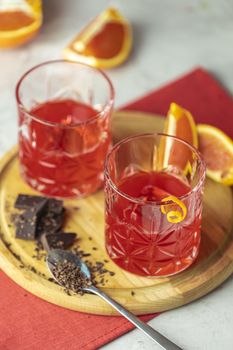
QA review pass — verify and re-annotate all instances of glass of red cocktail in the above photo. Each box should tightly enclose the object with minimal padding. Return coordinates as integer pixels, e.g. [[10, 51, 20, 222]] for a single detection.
[[16, 60, 114, 198], [104, 133, 206, 277]]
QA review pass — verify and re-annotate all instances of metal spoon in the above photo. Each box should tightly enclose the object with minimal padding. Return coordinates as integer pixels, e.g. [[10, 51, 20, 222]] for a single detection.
[[47, 249, 182, 350]]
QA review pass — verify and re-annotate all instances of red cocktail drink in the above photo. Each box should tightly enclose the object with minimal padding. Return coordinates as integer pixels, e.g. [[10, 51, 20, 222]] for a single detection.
[[105, 134, 205, 277], [16, 61, 114, 198]]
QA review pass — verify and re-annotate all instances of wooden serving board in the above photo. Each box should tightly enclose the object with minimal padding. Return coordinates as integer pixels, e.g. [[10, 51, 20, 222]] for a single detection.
[[0, 110, 233, 316]]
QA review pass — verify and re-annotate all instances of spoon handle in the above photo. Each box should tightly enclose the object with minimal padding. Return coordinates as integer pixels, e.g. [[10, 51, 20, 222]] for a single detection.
[[86, 285, 182, 350]]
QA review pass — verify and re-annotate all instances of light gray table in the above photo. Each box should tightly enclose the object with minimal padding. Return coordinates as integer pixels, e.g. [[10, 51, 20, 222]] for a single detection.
[[0, 1, 233, 349]]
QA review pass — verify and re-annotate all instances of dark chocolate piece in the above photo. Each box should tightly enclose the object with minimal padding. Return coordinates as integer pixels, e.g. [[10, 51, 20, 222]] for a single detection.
[[37, 208, 65, 237], [14, 194, 46, 209], [14, 194, 66, 242], [36, 199, 65, 237], [23, 198, 48, 218], [16, 213, 37, 240], [47, 198, 63, 215], [16, 199, 48, 240], [40, 232, 76, 251]]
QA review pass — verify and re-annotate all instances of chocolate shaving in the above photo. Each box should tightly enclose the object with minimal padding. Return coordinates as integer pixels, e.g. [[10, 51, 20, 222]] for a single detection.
[[53, 260, 92, 295]]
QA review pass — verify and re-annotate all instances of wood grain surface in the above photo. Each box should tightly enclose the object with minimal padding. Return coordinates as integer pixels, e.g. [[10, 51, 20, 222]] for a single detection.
[[0, 110, 232, 315]]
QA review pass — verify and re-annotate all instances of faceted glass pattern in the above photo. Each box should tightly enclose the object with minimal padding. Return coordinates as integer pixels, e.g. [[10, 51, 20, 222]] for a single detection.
[[16, 61, 114, 198], [104, 134, 206, 277]]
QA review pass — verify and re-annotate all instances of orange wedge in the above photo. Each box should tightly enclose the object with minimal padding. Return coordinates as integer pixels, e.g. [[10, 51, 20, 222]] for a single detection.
[[0, 0, 42, 49], [197, 124, 233, 186], [63, 7, 132, 68], [159, 103, 198, 170]]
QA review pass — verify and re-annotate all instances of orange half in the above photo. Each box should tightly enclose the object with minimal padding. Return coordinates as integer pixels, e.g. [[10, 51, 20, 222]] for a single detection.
[[0, 0, 42, 48], [197, 124, 233, 186], [63, 7, 132, 68], [159, 103, 198, 170]]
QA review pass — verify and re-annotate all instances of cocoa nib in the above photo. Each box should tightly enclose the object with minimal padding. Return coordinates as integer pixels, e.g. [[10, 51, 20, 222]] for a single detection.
[[53, 260, 92, 295]]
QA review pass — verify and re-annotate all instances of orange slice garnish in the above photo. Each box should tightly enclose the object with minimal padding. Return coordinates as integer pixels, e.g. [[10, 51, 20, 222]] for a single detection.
[[161, 195, 187, 223], [159, 103, 198, 171], [63, 7, 132, 68], [197, 124, 233, 186], [0, 0, 42, 48]]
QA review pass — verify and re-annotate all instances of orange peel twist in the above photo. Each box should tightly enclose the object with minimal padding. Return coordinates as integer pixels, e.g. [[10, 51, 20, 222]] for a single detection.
[[161, 196, 187, 223]]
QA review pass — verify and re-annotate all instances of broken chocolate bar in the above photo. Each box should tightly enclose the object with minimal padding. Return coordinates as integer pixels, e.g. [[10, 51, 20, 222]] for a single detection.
[[14, 194, 46, 209], [14, 195, 65, 238], [37, 207, 65, 237], [40, 232, 76, 251], [16, 199, 48, 240], [36, 198, 65, 237], [16, 215, 37, 240], [47, 198, 63, 215], [14, 195, 77, 253]]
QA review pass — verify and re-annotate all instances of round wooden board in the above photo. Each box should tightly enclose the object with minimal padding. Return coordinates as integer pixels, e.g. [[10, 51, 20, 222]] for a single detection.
[[0, 110, 233, 316]]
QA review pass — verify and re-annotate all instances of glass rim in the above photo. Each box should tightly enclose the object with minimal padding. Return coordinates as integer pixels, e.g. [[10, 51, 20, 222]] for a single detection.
[[15, 59, 115, 128], [104, 132, 206, 206]]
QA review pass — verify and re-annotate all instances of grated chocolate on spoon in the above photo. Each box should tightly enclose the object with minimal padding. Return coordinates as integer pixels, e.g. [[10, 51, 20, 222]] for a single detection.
[[53, 260, 92, 295]]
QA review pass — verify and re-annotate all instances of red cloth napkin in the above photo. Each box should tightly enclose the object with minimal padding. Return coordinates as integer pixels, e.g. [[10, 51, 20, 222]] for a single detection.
[[122, 67, 233, 138], [0, 67, 232, 350]]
